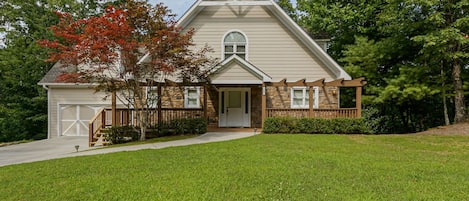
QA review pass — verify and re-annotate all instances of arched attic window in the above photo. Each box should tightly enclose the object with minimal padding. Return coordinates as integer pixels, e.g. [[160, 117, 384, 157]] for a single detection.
[[223, 31, 247, 60]]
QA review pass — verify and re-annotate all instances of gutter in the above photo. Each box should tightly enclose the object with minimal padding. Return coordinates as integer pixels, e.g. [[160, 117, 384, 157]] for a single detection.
[[41, 84, 51, 139]]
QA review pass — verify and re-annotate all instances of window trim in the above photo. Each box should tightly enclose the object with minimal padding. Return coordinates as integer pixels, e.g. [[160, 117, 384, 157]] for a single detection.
[[291, 87, 319, 109], [184, 86, 201, 108], [222, 30, 248, 60]]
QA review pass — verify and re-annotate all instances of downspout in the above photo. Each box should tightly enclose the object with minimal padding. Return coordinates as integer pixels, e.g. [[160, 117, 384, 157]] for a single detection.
[[42, 84, 51, 139]]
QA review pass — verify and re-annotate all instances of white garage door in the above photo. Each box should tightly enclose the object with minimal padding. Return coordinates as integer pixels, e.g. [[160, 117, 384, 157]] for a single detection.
[[60, 105, 105, 136]]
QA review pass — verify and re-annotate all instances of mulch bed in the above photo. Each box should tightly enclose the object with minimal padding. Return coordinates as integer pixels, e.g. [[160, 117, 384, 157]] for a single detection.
[[417, 122, 469, 135]]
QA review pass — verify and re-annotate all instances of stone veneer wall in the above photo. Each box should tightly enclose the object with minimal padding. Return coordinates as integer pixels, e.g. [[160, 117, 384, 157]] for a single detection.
[[251, 87, 262, 128], [160, 86, 184, 108], [206, 86, 219, 127], [321, 86, 340, 109], [266, 86, 339, 109], [159, 86, 219, 127]]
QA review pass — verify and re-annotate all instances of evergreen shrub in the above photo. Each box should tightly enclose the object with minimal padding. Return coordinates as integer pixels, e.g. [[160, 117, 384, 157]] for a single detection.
[[158, 118, 207, 137], [104, 125, 140, 144], [263, 117, 370, 134]]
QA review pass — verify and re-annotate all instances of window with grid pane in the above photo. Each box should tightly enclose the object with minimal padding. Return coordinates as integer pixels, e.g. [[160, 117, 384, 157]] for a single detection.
[[224, 31, 247, 59], [146, 86, 158, 108], [291, 87, 318, 109], [184, 87, 200, 108]]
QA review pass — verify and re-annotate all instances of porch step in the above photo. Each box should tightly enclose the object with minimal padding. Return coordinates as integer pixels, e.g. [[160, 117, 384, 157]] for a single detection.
[[90, 129, 109, 147]]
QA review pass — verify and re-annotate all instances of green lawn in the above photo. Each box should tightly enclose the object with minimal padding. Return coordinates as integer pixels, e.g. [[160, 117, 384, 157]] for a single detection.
[[1, 134, 468, 200], [101, 134, 200, 148]]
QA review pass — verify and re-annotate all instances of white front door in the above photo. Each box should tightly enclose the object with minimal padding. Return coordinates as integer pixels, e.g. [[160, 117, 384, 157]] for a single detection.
[[227, 91, 243, 126], [219, 88, 251, 127]]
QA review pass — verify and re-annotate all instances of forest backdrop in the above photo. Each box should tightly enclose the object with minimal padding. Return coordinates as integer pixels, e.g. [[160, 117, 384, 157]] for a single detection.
[[0, 0, 468, 142]]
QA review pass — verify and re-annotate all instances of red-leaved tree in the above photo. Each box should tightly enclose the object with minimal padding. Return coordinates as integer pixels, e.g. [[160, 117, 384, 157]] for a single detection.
[[39, 0, 216, 140]]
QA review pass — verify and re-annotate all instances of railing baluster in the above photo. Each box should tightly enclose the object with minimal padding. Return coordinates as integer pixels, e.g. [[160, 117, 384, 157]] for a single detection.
[[265, 108, 359, 119], [88, 108, 106, 147]]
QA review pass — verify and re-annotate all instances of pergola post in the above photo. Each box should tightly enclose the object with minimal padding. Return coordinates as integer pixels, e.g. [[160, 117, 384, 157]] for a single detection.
[[356, 86, 362, 118], [261, 83, 267, 128], [111, 91, 117, 126], [308, 86, 314, 117], [204, 84, 208, 120], [157, 82, 162, 127]]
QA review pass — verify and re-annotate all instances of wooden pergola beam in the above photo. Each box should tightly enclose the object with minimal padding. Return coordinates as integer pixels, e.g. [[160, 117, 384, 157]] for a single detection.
[[294, 78, 306, 86], [265, 77, 366, 87], [279, 78, 287, 86], [155, 79, 207, 87], [164, 79, 179, 86], [342, 77, 367, 87], [324, 78, 344, 86], [307, 78, 325, 87]]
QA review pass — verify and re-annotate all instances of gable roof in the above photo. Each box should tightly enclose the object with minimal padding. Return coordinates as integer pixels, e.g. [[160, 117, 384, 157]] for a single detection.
[[210, 55, 272, 84], [42, 0, 351, 86], [38, 62, 63, 85], [178, 0, 351, 80], [38, 62, 91, 86]]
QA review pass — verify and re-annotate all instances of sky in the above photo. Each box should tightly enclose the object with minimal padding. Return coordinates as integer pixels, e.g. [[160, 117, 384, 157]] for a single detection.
[[2, 0, 297, 47], [149, 0, 297, 18], [149, 0, 196, 17]]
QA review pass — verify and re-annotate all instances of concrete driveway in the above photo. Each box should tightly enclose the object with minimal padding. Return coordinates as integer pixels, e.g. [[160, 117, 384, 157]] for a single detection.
[[0, 136, 91, 167], [0, 132, 256, 167]]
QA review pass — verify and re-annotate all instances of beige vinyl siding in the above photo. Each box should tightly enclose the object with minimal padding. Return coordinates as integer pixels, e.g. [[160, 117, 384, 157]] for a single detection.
[[212, 62, 260, 81], [185, 5, 336, 82], [49, 87, 111, 138]]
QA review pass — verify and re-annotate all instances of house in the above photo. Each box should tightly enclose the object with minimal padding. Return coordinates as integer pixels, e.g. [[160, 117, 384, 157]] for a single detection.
[[38, 0, 366, 143]]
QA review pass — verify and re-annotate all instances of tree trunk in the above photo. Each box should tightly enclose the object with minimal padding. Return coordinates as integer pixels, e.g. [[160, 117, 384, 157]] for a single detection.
[[443, 94, 450, 125], [139, 118, 146, 141], [138, 108, 148, 141], [441, 68, 450, 126], [452, 60, 466, 123], [134, 86, 147, 141]]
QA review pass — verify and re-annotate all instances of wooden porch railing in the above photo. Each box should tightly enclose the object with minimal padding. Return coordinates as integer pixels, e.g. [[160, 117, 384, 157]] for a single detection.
[[89, 108, 204, 147], [104, 108, 204, 127], [266, 108, 358, 119], [90, 107, 358, 146], [88, 108, 106, 147]]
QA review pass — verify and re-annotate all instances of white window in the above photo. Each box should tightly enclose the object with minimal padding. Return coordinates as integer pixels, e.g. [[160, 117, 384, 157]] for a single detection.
[[314, 39, 331, 52], [291, 87, 319, 109], [146, 86, 158, 108], [223, 31, 247, 59], [184, 87, 200, 108]]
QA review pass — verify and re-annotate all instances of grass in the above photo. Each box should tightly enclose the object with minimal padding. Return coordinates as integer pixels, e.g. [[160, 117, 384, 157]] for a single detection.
[[101, 134, 200, 148], [1, 134, 468, 200]]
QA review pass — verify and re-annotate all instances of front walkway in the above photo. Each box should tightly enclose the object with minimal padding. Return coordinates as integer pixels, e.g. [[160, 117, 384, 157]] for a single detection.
[[0, 131, 257, 167]]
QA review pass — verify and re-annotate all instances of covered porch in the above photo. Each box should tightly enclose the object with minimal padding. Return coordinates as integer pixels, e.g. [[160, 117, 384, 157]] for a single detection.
[[262, 77, 367, 121], [88, 77, 366, 146]]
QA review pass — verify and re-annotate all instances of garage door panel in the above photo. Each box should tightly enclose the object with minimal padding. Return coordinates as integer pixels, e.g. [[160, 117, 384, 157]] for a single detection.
[[78, 123, 88, 135], [61, 106, 77, 119], [61, 121, 75, 135], [59, 105, 106, 136], [80, 106, 95, 119]]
